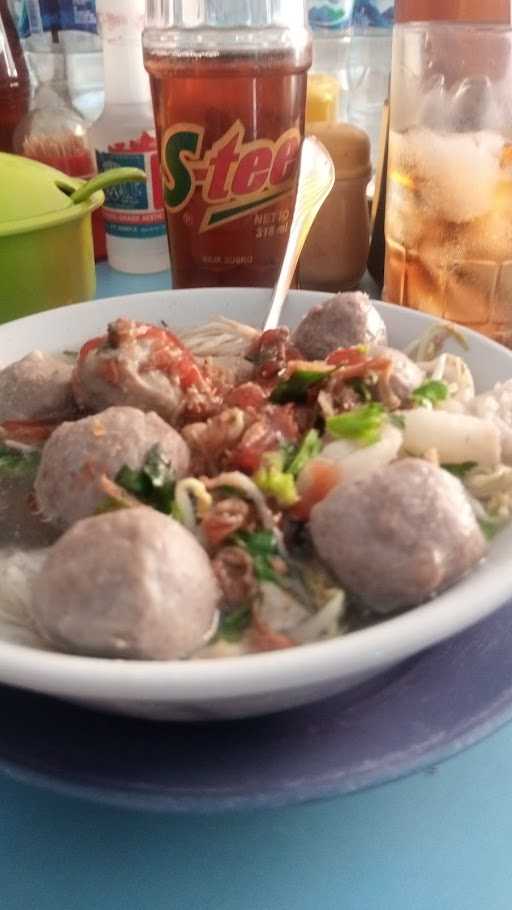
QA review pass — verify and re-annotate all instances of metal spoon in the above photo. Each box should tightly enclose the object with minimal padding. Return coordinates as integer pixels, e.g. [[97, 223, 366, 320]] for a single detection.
[[263, 136, 335, 332]]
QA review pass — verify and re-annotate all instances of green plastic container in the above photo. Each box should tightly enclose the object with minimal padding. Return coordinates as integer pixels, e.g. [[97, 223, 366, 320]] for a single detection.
[[0, 154, 147, 323], [0, 153, 105, 323]]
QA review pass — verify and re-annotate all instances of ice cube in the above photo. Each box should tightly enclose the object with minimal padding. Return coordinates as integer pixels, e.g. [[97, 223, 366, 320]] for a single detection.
[[399, 128, 504, 224], [444, 260, 497, 325], [460, 206, 512, 263], [449, 77, 502, 133]]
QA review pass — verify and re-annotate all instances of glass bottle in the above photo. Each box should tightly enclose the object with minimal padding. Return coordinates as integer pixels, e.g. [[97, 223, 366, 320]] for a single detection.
[[0, 0, 31, 152], [143, 0, 312, 289], [14, 38, 95, 177]]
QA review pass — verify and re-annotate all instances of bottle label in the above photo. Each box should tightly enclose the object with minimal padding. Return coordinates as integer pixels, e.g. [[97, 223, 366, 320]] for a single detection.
[[308, 0, 355, 30], [161, 120, 300, 234], [24, 0, 98, 36], [96, 133, 166, 240], [352, 0, 394, 27]]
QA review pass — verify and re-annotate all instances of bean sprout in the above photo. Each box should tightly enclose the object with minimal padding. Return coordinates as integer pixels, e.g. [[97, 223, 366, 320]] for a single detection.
[[180, 318, 259, 359], [174, 479, 213, 534], [420, 353, 475, 406], [406, 321, 468, 362], [291, 590, 346, 644]]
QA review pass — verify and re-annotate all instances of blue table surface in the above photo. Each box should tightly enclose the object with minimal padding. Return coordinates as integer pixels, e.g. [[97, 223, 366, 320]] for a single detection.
[[2, 263, 512, 910]]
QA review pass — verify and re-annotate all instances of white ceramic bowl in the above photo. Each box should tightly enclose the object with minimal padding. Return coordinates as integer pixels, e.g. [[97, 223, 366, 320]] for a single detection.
[[0, 288, 511, 722]]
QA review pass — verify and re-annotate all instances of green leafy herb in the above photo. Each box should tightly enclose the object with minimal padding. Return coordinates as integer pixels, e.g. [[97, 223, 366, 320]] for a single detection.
[[412, 380, 449, 407], [326, 403, 386, 446], [235, 529, 284, 586], [253, 430, 323, 507], [115, 445, 176, 514], [390, 413, 406, 430], [285, 430, 322, 477], [0, 444, 40, 477], [348, 377, 373, 402], [442, 462, 477, 479], [217, 606, 252, 643], [479, 518, 499, 541], [270, 368, 333, 404]]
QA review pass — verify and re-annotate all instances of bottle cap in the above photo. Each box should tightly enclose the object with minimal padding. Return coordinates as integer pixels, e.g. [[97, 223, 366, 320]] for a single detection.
[[307, 121, 371, 180]]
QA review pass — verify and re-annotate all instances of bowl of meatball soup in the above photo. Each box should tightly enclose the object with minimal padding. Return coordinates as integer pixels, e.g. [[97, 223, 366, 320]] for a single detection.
[[0, 287, 511, 721]]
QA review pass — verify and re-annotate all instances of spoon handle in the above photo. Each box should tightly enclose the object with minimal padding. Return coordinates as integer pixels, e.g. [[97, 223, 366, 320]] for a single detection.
[[69, 168, 146, 205], [263, 137, 335, 332]]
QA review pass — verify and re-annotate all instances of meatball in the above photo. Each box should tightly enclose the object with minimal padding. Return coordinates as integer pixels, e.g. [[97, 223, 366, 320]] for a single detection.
[[35, 406, 190, 527], [292, 292, 387, 360], [470, 379, 512, 465], [0, 351, 75, 422], [73, 318, 221, 425], [310, 458, 486, 614], [370, 345, 425, 407], [32, 507, 220, 659]]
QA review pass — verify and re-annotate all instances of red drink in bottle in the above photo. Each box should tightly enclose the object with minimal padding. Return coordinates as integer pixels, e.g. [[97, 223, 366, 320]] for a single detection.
[[0, 0, 30, 153], [143, 2, 311, 289]]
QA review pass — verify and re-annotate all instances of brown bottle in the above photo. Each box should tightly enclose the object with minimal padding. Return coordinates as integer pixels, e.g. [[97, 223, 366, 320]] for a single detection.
[[395, 0, 509, 22], [0, 0, 31, 153]]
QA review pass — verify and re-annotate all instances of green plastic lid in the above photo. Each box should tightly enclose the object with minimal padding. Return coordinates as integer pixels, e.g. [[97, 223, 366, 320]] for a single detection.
[[0, 153, 108, 239], [0, 153, 79, 224]]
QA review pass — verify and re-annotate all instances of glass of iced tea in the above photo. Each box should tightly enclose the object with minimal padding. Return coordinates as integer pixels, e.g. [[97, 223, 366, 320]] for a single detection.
[[383, 23, 512, 346]]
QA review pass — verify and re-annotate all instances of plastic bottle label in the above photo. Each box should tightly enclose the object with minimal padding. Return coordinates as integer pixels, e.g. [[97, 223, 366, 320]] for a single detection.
[[308, 0, 355, 30], [162, 120, 300, 234], [352, 0, 394, 27], [96, 132, 166, 240], [24, 0, 98, 35]]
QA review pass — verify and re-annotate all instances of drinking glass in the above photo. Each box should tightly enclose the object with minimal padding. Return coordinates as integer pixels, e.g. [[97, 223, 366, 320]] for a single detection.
[[384, 23, 512, 346]]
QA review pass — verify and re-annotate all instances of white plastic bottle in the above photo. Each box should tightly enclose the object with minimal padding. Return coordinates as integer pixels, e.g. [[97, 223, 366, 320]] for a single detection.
[[347, 1, 394, 169], [90, 0, 168, 274]]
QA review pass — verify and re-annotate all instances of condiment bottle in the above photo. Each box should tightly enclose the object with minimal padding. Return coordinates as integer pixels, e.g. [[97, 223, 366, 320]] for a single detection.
[[14, 43, 95, 177], [306, 73, 341, 126], [395, 0, 509, 22], [299, 121, 371, 292], [90, 0, 168, 274], [0, 0, 31, 153], [13, 37, 106, 260]]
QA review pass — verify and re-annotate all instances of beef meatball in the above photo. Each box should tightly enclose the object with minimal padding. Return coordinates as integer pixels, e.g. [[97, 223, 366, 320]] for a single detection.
[[292, 292, 387, 360], [35, 406, 189, 527], [32, 507, 220, 659], [0, 351, 75, 422], [73, 318, 221, 425], [310, 458, 486, 614]]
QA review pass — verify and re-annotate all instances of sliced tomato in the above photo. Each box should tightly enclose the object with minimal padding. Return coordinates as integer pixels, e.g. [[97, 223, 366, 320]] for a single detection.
[[326, 346, 369, 367], [77, 335, 104, 363], [290, 459, 341, 521], [224, 382, 268, 411], [326, 347, 391, 381], [249, 614, 295, 653]]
